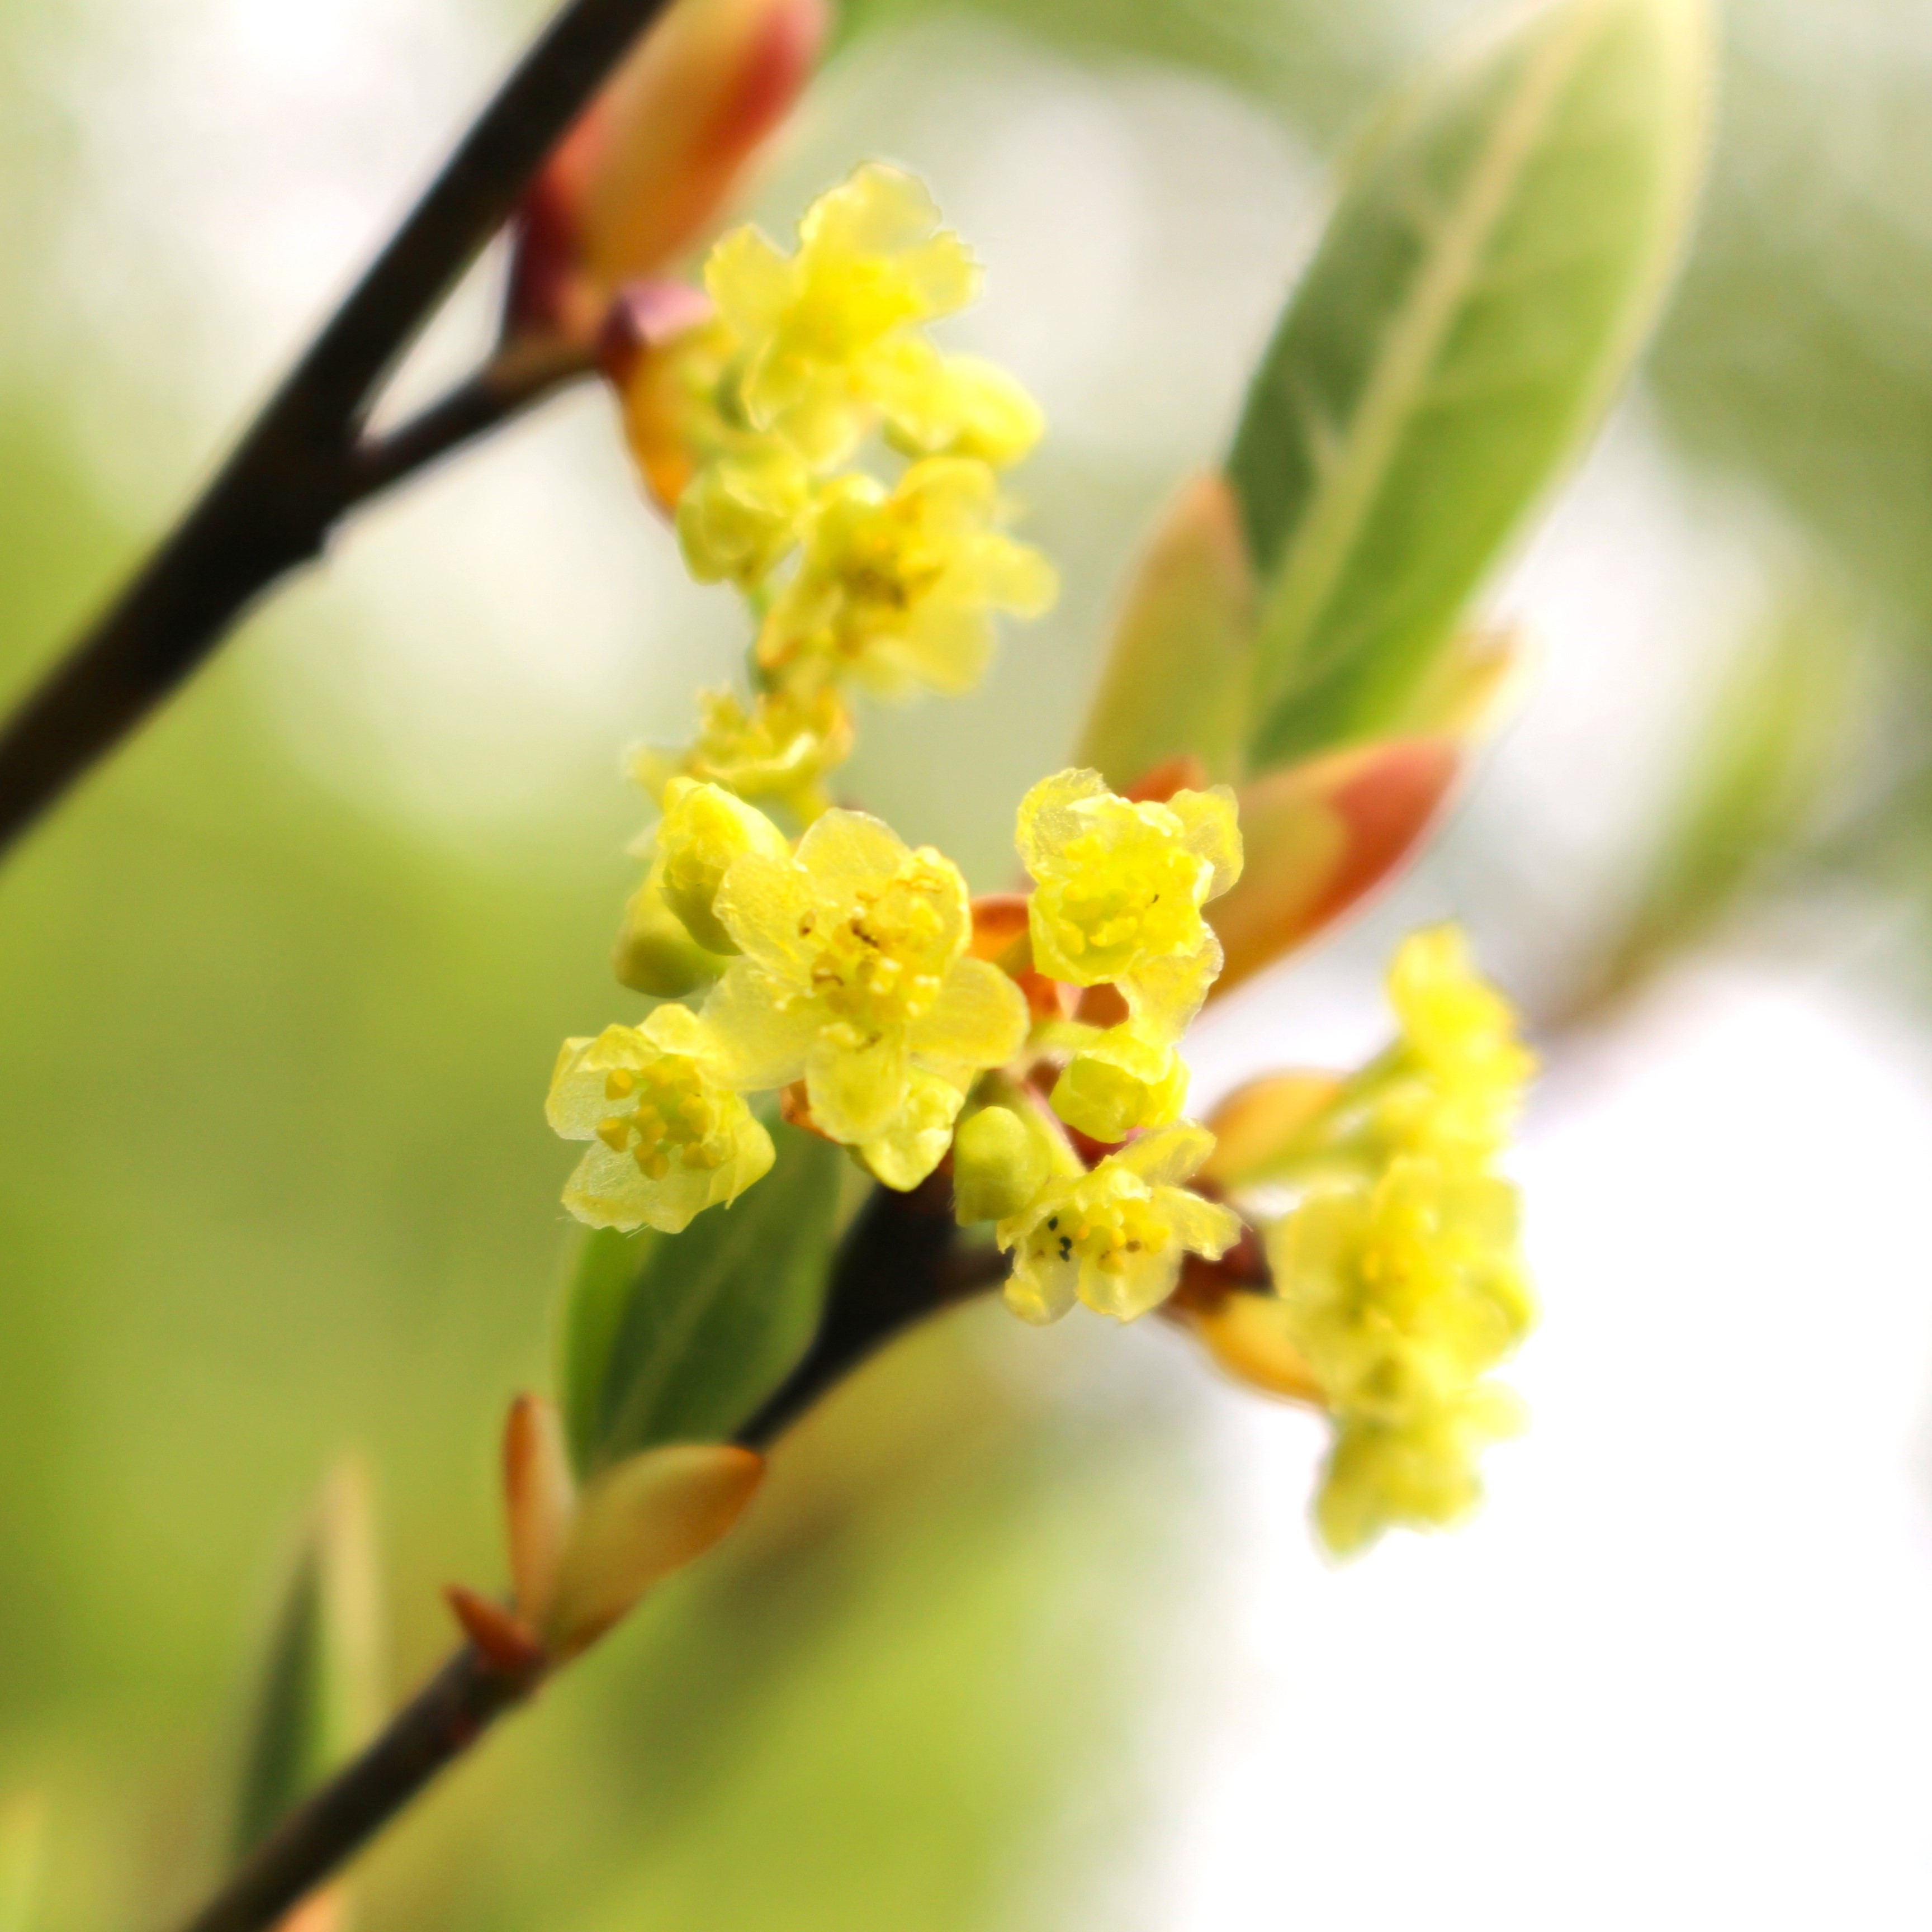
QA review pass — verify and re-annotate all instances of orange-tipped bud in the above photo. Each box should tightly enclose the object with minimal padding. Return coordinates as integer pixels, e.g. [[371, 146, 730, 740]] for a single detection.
[[508, 0, 828, 346], [1209, 738, 1461, 998], [503, 1394, 577, 1630]]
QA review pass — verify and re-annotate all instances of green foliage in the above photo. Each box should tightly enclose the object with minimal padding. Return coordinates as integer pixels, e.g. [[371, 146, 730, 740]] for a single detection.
[[0, 1798, 41, 1932], [1229, 0, 1711, 768], [232, 1466, 383, 1855], [1584, 594, 1855, 1014], [1074, 476, 1255, 789], [559, 1120, 844, 1474]]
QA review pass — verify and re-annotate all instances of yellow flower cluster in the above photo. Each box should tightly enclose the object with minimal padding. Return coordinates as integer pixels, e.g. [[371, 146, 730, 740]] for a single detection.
[[557, 752, 1249, 1338], [1196, 927, 1537, 1554], [620, 161, 1056, 827], [1016, 768, 1243, 1143]]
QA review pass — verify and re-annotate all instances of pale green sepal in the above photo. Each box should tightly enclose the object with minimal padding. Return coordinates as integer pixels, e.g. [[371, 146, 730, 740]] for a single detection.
[[1230, 0, 1714, 768]]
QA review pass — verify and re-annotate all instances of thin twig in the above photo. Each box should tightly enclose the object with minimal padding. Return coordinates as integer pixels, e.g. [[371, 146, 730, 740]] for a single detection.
[[345, 339, 598, 500], [0, 0, 673, 859], [163, 1182, 975, 1932]]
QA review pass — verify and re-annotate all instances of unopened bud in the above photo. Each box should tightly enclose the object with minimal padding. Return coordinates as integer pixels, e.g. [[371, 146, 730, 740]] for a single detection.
[[614, 867, 728, 997], [953, 1103, 1049, 1225], [508, 0, 828, 347], [655, 779, 789, 954], [1050, 1025, 1190, 1143]]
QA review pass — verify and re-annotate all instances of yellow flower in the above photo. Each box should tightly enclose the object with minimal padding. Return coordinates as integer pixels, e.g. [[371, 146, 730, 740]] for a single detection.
[[652, 779, 791, 955], [756, 459, 1057, 700], [705, 162, 980, 466], [674, 439, 814, 587], [631, 685, 854, 822], [1377, 925, 1536, 1164], [998, 1122, 1242, 1325], [879, 349, 1045, 468], [1049, 1019, 1190, 1144], [1317, 1395, 1523, 1556], [1265, 1155, 1533, 1553], [698, 807, 1030, 1187], [1019, 768, 1242, 1029], [548, 1010, 774, 1233]]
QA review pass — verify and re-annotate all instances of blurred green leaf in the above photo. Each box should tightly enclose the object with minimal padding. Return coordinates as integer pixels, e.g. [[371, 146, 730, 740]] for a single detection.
[[1575, 591, 1855, 1017], [1076, 473, 1257, 789], [0, 1797, 41, 1932], [560, 1121, 844, 1475], [233, 1464, 383, 1856], [1230, 0, 1711, 769]]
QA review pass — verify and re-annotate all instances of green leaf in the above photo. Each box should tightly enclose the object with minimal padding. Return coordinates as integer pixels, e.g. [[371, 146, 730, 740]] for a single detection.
[[233, 1464, 383, 1856], [1580, 590, 1855, 1015], [1229, 0, 1713, 769], [559, 1119, 845, 1476], [1075, 474, 1257, 789]]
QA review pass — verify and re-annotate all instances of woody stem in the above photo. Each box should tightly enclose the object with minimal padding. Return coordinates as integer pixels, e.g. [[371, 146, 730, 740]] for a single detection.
[[162, 1180, 974, 1932], [0, 0, 667, 861]]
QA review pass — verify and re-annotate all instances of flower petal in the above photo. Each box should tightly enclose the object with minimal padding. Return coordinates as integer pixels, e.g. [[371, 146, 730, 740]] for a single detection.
[[792, 807, 911, 893], [698, 962, 819, 1088], [908, 955, 1029, 1069], [805, 1029, 910, 1144]]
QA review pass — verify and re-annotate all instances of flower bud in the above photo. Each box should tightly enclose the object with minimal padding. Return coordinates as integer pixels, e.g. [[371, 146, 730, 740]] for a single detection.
[[508, 0, 828, 347], [655, 779, 790, 954], [613, 867, 728, 998], [1050, 1024, 1190, 1144], [952, 1102, 1049, 1225]]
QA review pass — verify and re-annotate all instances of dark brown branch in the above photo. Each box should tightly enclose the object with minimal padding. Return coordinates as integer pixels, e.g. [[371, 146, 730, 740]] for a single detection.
[[0, 0, 673, 859], [344, 339, 598, 499], [176, 1647, 536, 1932], [163, 1181, 978, 1932]]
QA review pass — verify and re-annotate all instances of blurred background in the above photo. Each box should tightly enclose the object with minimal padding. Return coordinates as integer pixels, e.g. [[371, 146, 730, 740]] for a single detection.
[[4, 0, 1932, 1925]]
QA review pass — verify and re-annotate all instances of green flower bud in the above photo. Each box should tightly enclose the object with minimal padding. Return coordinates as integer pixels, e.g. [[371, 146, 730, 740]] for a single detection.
[[952, 1102, 1048, 1225]]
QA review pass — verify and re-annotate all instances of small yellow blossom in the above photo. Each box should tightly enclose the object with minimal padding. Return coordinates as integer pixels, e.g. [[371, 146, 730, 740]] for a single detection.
[[1049, 1020, 1190, 1143], [998, 1122, 1241, 1325], [880, 350, 1045, 468], [654, 779, 791, 955], [698, 807, 1030, 1186], [631, 686, 853, 822], [1317, 1394, 1522, 1556], [548, 1009, 774, 1233], [1265, 1156, 1533, 1553], [706, 162, 980, 467], [675, 440, 814, 588], [1019, 767, 1242, 1034], [1376, 924, 1537, 1165], [756, 459, 1057, 700]]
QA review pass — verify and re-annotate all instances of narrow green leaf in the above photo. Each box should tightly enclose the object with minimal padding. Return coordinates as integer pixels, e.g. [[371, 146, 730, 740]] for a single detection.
[[558, 1119, 844, 1476], [1230, 0, 1713, 768], [233, 1464, 383, 1857]]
